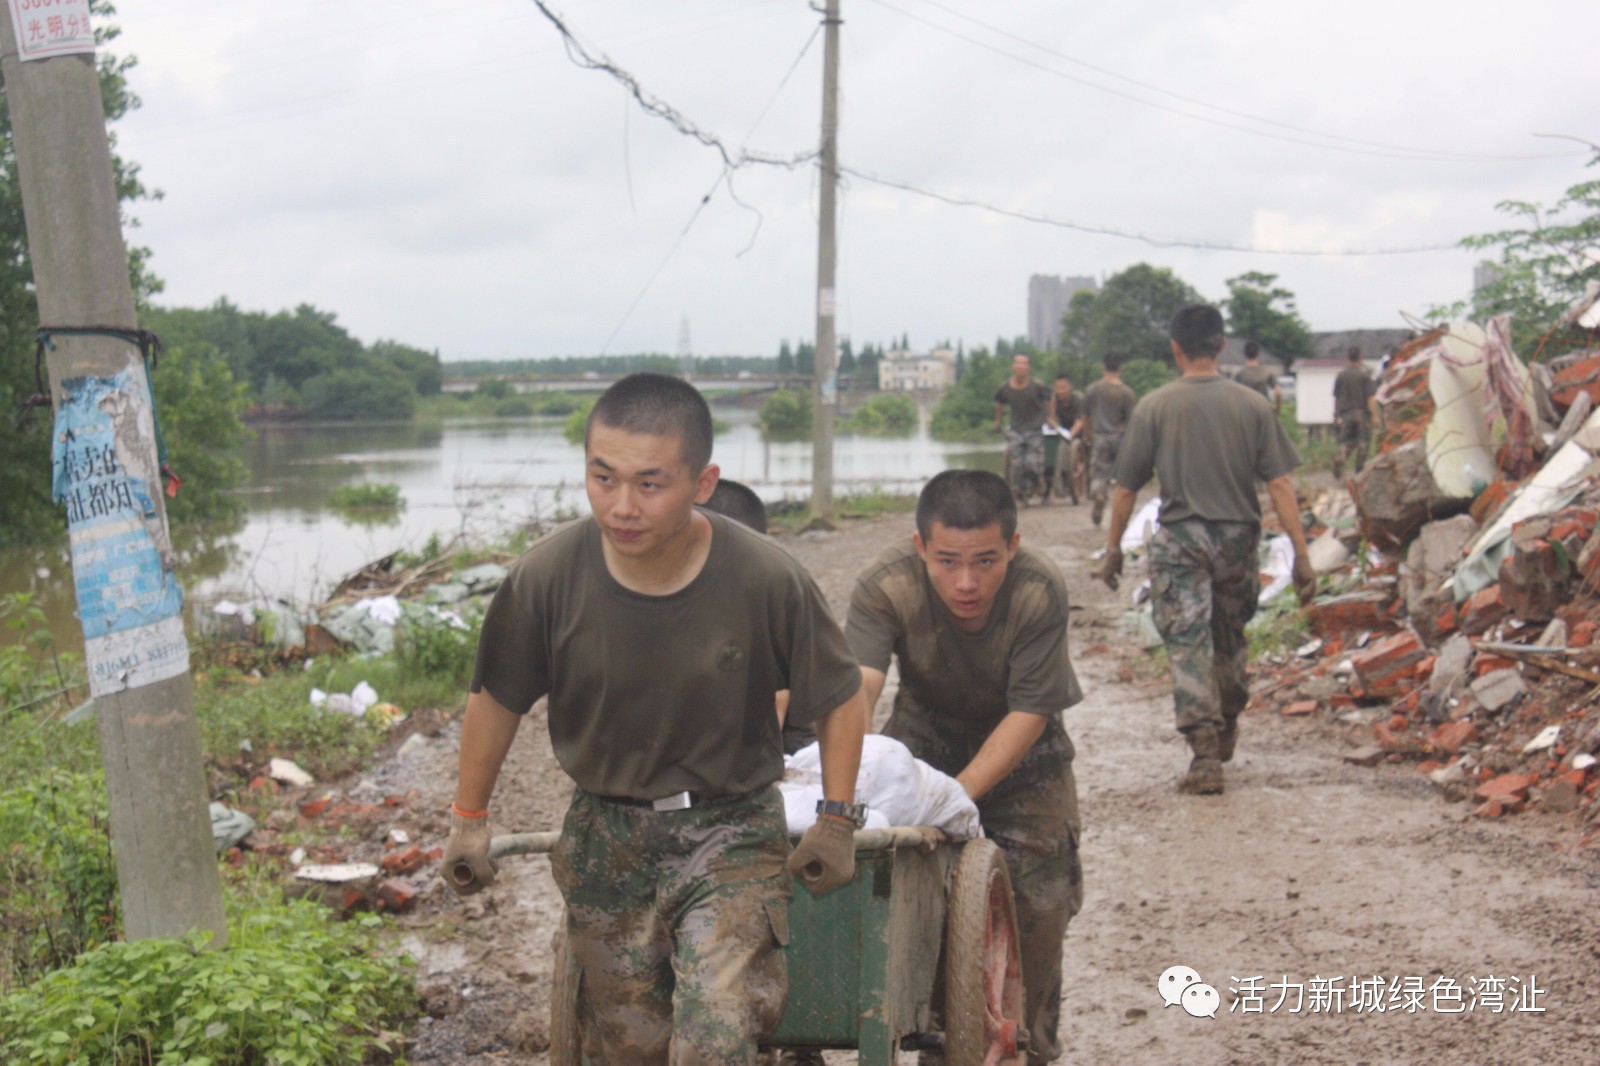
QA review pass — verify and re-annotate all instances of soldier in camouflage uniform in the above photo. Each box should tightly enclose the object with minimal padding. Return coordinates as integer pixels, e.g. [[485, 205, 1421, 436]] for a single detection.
[[444, 375, 868, 1065], [1081, 352, 1139, 527], [1097, 306, 1315, 795], [1332, 345, 1376, 479], [994, 355, 1055, 504], [846, 470, 1083, 1065]]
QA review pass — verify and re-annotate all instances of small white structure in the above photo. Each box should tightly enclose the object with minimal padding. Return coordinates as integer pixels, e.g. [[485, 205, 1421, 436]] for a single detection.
[[878, 347, 956, 392], [1294, 358, 1380, 426]]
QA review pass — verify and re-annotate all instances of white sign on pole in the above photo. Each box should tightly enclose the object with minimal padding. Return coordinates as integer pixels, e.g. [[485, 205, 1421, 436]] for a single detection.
[[7, 0, 95, 61]]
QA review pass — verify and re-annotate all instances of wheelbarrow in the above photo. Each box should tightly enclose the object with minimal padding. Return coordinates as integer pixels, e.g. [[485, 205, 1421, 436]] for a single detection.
[[465, 827, 1026, 1065]]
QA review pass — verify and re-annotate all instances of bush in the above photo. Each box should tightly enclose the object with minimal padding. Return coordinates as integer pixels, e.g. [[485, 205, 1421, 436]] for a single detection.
[[0, 772, 119, 992], [474, 377, 512, 401], [758, 390, 813, 439], [327, 483, 404, 510], [0, 898, 416, 1065], [845, 393, 916, 436], [494, 398, 534, 418], [300, 369, 417, 422], [564, 398, 596, 446], [395, 604, 482, 692]]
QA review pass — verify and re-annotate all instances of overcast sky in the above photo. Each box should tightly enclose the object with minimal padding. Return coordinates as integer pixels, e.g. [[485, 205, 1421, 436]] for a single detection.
[[105, 0, 1597, 362]]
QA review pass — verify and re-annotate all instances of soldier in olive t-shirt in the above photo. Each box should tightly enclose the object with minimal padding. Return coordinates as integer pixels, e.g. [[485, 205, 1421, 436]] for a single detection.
[[848, 533, 1083, 1065], [1082, 355, 1139, 525]]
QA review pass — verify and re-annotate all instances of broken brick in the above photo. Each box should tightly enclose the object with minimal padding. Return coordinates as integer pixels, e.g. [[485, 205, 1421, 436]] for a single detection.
[[1426, 720, 1478, 755], [1470, 479, 1516, 527], [1460, 584, 1509, 637], [298, 798, 331, 819], [1306, 591, 1390, 640], [1548, 351, 1600, 411], [1498, 538, 1572, 622], [1474, 796, 1512, 818], [1474, 772, 1537, 804], [377, 880, 419, 913], [1351, 630, 1426, 698], [1281, 699, 1317, 717], [381, 844, 426, 876], [1571, 620, 1598, 649], [1343, 746, 1386, 767], [1473, 655, 1517, 677], [1414, 655, 1436, 681]]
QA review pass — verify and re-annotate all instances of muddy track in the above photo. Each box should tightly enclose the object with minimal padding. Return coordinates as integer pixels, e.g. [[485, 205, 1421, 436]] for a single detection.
[[386, 495, 1599, 1065]]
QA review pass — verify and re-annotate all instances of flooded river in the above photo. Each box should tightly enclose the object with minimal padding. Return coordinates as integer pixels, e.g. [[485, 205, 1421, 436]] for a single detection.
[[0, 405, 1001, 649]]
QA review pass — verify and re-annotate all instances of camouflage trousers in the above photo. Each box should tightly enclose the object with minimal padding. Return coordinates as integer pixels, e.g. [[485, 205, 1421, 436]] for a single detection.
[[1006, 429, 1047, 497], [550, 787, 791, 1066], [1148, 519, 1261, 739], [1334, 413, 1371, 477], [1088, 432, 1123, 502], [883, 705, 1083, 1066]]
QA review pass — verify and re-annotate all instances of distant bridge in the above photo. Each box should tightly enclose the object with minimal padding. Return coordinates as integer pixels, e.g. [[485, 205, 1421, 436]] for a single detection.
[[442, 375, 815, 394]]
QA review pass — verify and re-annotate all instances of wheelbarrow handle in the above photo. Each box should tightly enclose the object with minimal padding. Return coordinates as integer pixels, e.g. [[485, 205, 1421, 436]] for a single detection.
[[447, 831, 561, 888]]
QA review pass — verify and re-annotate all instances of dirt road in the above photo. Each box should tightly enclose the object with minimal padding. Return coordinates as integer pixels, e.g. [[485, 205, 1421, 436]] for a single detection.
[[393, 497, 1600, 1064]]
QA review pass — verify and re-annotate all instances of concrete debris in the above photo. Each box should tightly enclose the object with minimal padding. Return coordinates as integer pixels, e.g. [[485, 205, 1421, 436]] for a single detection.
[[1251, 316, 1600, 830], [268, 757, 315, 788]]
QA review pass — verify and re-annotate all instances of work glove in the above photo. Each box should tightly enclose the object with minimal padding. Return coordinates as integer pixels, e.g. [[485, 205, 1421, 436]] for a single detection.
[[1095, 546, 1124, 591], [787, 815, 856, 896], [1293, 553, 1318, 606], [441, 809, 497, 897]]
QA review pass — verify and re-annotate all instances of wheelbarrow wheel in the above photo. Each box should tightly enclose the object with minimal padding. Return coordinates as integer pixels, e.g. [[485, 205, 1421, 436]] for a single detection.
[[550, 925, 583, 1066], [943, 839, 1025, 1066]]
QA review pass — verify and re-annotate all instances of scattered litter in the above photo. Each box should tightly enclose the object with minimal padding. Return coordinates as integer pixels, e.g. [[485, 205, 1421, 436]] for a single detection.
[[268, 757, 315, 788], [209, 802, 256, 852], [311, 681, 380, 717], [295, 862, 381, 883], [1522, 725, 1561, 755]]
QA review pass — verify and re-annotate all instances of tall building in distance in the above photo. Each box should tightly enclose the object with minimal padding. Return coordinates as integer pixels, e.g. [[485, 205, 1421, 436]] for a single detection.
[[1474, 261, 1505, 295], [1028, 274, 1098, 352]]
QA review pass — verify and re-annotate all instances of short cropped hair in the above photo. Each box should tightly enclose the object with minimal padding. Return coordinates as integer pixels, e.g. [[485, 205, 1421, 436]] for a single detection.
[[1053, 373, 1072, 385], [1347, 345, 1363, 362], [1244, 340, 1260, 361], [702, 478, 767, 534], [1102, 351, 1125, 372], [586, 373, 713, 471], [916, 469, 1017, 543], [1170, 304, 1226, 358]]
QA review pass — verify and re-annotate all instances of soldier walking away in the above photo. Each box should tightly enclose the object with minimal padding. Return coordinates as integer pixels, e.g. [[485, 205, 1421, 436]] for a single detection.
[[1233, 340, 1282, 412], [443, 374, 868, 1065], [1082, 352, 1138, 527], [1332, 345, 1377, 479], [846, 470, 1084, 1065], [994, 354, 1055, 505], [1048, 374, 1087, 504], [1095, 306, 1316, 796]]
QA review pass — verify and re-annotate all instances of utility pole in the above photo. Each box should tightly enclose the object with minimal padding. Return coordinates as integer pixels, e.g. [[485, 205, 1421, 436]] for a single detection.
[[0, 6, 227, 945], [810, 0, 840, 521]]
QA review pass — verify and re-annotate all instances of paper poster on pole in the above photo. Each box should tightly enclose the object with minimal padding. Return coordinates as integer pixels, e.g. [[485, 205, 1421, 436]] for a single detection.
[[51, 367, 189, 697], [6, 0, 96, 61]]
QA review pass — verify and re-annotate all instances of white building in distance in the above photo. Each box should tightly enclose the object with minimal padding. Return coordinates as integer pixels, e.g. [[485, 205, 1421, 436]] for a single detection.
[[879, 346, 957, 392], [1028, 274, 1098, 351]]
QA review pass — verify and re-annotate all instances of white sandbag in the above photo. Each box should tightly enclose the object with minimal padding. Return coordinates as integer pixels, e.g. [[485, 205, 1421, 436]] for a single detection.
[[784, 735, 983, 839]]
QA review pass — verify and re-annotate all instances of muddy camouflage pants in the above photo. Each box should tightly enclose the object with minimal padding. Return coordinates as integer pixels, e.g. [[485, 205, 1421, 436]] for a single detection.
[[1089, 432, 1123, 502], [551, 788, 791, 1066], [1148, 519, 1261, 739], [1335, 412, 1371, 476], [1006, 429, 1047, 497], [884, 705, 1083, 1065]]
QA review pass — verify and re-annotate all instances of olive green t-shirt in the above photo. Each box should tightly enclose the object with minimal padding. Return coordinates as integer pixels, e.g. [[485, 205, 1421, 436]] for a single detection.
[[1114, 375, 1301, 525], [1334, 364, 1375, 417], [470, 512, 862, 799], [845, 542, 1083, 728], [1234, 364, 1277, 400], [994, 380, 1053, 433], [1084, 379, 1138, 437]]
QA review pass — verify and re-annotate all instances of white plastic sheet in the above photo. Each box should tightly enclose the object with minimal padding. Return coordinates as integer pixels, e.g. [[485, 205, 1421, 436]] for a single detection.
[[781, 735, 983, 839]]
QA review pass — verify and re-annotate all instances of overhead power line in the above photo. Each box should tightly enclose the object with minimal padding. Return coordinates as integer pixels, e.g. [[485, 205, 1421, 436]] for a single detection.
[[839, 167, 1461, 256], [868, 0, 1581, 164]]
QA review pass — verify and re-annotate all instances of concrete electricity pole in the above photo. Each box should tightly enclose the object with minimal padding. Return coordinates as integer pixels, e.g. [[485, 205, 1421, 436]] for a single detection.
[[810, 0, 840, 521], [0, 6, 227, 945]]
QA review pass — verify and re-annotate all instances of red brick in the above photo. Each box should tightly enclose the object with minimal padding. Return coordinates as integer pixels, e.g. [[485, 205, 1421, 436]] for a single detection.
[[1414, 655, 1436, 681], [1433, 602, 1459, 637], [1549, 352, 1600, 410], [1570, 621, 1597, 649], [1385, 712, 1410, 731], [1461, 584, 1509, 636], [381, 844, 426, 876], [377, 880, 419, 913], [1351, 630, 1426, 698], [1281, 699, 1317, 717], [1498, 539, 1572, 622], [1329, 693, 1356, 710], [246, 775, 279, 795], [1426, 720, 1478, 755], [1392, 689, 1422, 716], [1554, 769, 1589, 789], [1474, 796, 1512, 818], [1473, 655, 1517, 677], [1374, 721, 1408, 751], [1417, 760, 1442, 774], [298, 798, 331, 819], [1307, 592, 1390, 640], [1471, 479, 1515, 526], [1474, 772, 1537, 804]]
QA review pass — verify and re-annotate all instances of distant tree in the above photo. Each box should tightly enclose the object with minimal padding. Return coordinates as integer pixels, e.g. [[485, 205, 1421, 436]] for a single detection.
[[476, 377, 512, 400], [1222, 272, 1313, 369], [1062, 263, 1204, 366], [838, 336, 856, 377], [370, 339, 443, 395], [1120, 358, 1178, 398], [931, 346, 1009, 440], [776, 340, 795, 376], [796, 341, 816, 378], [758, 390, 813, 439], [151, 342, 250, 523], [1443, 150, 1600, 359], [845, 393, 916, 436], [302, 368, 416, 421]]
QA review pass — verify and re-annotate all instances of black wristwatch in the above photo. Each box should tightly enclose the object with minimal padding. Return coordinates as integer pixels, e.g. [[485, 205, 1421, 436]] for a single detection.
[[816, 799, 867, 828]]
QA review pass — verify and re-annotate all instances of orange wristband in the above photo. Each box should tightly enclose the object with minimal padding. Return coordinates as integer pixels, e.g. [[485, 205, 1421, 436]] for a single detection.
[[451, 802, 488, 819]]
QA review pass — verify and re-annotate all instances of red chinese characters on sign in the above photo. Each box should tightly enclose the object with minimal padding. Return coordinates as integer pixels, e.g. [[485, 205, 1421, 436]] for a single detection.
[[7, 0, 95, 61]]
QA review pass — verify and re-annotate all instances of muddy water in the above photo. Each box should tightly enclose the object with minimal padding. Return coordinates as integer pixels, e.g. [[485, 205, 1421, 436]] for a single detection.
[[0, 406, 1002, 650], [385, 501, 1600, 1064]]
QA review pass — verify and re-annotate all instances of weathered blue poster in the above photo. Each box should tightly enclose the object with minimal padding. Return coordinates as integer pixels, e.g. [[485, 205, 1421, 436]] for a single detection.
[[51, 368, 189, 696]]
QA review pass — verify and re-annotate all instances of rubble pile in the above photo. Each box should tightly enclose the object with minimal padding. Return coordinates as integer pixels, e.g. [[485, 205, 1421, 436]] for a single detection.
[[1259, 315, 1600, 836]]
